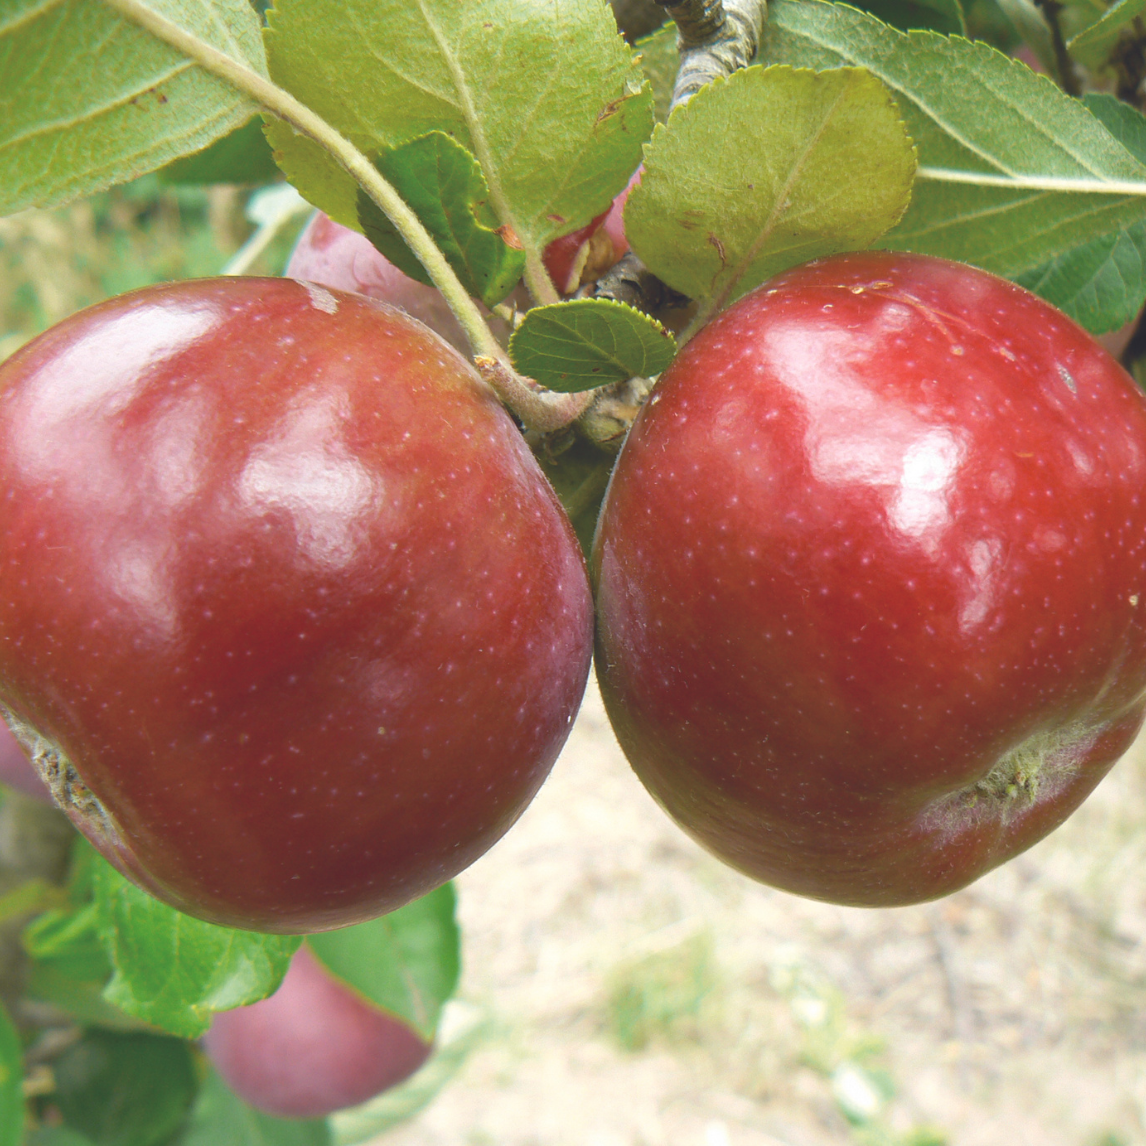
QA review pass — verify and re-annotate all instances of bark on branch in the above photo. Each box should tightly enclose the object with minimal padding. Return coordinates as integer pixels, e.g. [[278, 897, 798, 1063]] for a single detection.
[[656, 0, 767, 108]]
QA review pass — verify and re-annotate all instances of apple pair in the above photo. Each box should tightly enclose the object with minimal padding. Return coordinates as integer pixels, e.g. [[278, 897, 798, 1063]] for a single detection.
[[1, 221, 1144, 931]]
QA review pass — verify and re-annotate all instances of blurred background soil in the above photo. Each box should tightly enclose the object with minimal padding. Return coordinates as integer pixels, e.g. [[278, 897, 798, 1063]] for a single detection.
[[6, 179, 1146, 1146], [373, 674, 1146, 1146]]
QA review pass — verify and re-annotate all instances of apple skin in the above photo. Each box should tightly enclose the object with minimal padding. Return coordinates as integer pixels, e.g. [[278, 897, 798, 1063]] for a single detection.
[[594, 251, 1146, 908], [0, 277, 592, 931], [0, 718, 53, 803], [285, 213, 478, 354], [543, 175, 636, 295], [285, 213, 529, 351], [203, 943, 431, 1119]]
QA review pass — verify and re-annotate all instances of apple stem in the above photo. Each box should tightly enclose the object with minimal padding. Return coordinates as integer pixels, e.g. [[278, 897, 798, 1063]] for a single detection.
[[1032, 0, 1082, 96], [523, 250, 563, 308], [474, 358, 595, 433], [656, 0, 766, 109], [97, 0, 579, 430]]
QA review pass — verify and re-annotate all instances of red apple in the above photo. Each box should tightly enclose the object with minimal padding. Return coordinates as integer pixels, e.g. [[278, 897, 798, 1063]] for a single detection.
[[285, 213, 524, 352], [542, 172, 637, 295], [0, 277, 592, 931], [286, 213, 474, 354], [203, 942, 431, 1118], [0, 717, 53, 803], [594, 251, 1146, 907]]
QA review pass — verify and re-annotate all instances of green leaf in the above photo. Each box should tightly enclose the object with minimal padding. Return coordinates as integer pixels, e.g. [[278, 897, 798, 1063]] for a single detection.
[[636, 25, 679, 124], [157, 116, 279, 185], [764, 0, 1146, 331], [1084, 90, 1146, 161], [28, 965, 154, 1032], [264, 0, 653, 261], [0, 877, 67, 924], [24, 902, 110, 981], [52, 1029, 197, 1146], [23, 901, 148, 1030], [0, 1001, 21, 1146], [1014, 224, 1146, 331], [92, 856, 300, 1039], [1012, 93, 1146, 331], [25, 1130, 98, 1146], [1067, 0, 1146, 67], [306, 884, 459, 1042], [0, 0, 267, 214], [21, 847, 148, 1030], [626, 64, 916, 311], [178, 1068, 331, 1146], [852, 0, 967, 33], [509, 299, 678, 392], [357, 133, 526, 307]]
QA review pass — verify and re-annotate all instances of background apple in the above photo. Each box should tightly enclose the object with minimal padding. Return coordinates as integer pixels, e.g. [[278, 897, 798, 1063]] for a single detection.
[[284, 212, 510, 354], [0, 276, 593, 932], [203, 942, 431, 1118], [542, 172, 637, 295], [594, 251, 1146, 907]]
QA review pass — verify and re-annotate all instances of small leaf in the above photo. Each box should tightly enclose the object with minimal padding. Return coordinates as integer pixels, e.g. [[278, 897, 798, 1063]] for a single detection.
[[24, 906, 147, 1030], [357, 133, 526, 308], [0, 1001, 22, 1146], [764, 0, 1146, 332], [626, 64, 916, 311], [1067, 0, 1146, 67], [51, 1029, 197, 1146], [510, 299, 678, 392], [157, 116, 280, 186], [179, 1067, 331, 1146], [92, 855, 300, 1039], [306, 883, 459, 1042], [265, 0, 653, 261], [0, 0, 267, 214], [21, 848, 147, 1030]]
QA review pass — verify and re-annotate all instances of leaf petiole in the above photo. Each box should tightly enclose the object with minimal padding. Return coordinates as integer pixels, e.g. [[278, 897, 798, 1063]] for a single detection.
[[100, 0, 502, 360], [917, 166, 1146, 194], [97, 0, 592, 432]]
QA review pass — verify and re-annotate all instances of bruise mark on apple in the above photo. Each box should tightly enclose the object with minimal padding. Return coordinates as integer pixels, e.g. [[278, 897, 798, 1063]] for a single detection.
[[1, 703, 125, 850]]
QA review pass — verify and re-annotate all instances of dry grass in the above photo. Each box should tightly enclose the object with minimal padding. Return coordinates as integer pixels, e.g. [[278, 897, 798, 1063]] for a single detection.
[[380, 676, 1146, 1146]]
